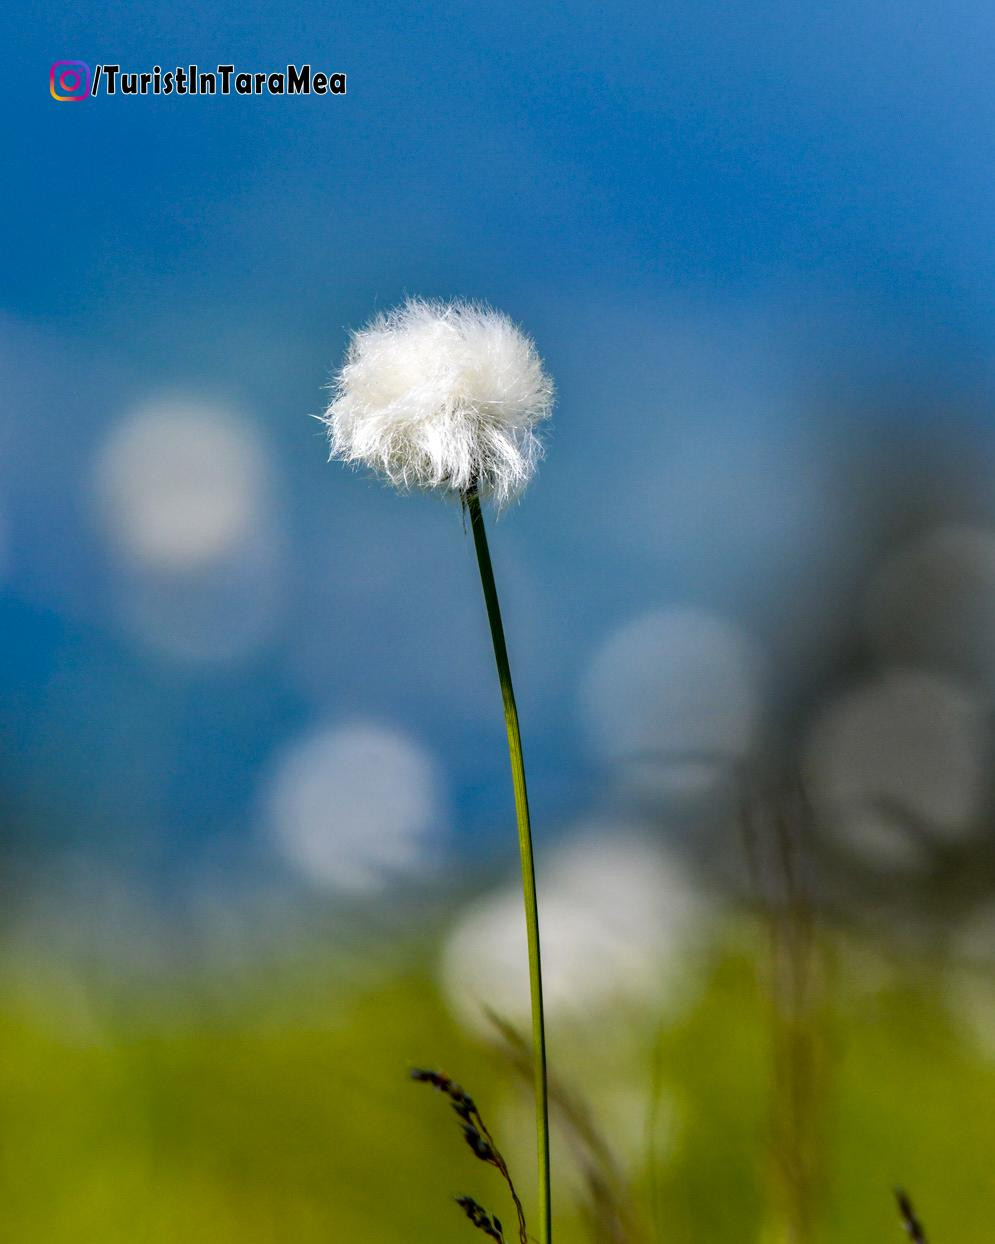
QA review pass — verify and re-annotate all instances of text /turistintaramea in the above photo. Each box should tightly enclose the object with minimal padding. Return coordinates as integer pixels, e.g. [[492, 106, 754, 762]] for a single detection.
[[92, 65, 347, 96]]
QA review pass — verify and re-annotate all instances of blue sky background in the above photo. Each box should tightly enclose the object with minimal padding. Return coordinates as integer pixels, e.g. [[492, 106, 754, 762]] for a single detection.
[[5, 1, 995, 894]]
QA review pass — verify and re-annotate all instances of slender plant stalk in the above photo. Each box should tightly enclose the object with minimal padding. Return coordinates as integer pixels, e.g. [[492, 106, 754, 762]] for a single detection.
[[895, 1190, 928, 1244], [465, 484, 552, 1244]]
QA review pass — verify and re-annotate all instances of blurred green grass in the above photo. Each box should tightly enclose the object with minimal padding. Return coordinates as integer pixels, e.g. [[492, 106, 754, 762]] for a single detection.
[[0, 929, 991, 1242]]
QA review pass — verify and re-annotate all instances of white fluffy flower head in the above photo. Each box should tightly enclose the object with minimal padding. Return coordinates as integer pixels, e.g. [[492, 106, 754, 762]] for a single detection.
[[323, 298, 554, 506]]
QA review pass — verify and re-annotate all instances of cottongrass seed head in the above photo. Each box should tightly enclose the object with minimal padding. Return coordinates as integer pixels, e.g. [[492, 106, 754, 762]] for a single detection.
[[323, 298, 554, 506]]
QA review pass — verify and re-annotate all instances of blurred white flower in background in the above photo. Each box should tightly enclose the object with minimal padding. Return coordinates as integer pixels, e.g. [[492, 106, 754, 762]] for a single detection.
[[95, 396, 268, 571], [93, 395, 282, 663], [440, 826, 713, 1037], [581, 607, 764, 803], [802, 668, 988, 873], [264, 723, 446, 893], [324, 298, 554, 506], [866, 524, 995, 688]]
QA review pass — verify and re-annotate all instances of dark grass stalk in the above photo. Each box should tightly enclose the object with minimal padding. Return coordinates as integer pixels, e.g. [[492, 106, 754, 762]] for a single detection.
[[413, 1069, 527, 1244], [464, 485, 552, 1244], [456, 1196, 507, 1242], [895, 1190, 928, 1243]]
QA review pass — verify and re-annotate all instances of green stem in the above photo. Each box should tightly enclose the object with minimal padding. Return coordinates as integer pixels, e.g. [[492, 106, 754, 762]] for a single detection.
[[465, 485, 552, 1244]]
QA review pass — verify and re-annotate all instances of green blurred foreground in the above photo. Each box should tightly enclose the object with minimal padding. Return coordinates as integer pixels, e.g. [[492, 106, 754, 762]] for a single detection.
[[0, 927, 991, 1243]]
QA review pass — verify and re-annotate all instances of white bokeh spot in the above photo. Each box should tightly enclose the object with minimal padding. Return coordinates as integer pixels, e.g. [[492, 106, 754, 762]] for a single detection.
[[95, 397, 267, 571], [265, 723, 445, 893], [581, 607, 764, 801], [440, 827, 712, 1036], [803, 667, 988, 871]]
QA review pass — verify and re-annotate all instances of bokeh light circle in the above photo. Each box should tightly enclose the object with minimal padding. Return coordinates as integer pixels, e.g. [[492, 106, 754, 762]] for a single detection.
[[94, 397, 267, 571], [265, 723, 445, 893], [581, 606, 764, 802]]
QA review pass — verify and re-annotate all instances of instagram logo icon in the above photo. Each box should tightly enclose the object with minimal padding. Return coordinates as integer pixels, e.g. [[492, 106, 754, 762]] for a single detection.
[[50, 60, 91, 101]]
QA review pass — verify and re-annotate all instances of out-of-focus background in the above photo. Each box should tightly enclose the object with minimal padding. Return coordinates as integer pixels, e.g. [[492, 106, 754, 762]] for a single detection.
[[6, 3, 995, 1240]]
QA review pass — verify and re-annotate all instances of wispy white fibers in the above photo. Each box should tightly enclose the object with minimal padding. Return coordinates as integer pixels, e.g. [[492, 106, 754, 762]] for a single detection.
[[323, 299, 554, 506], [440, 827, 711, 1037], [265, 723, 445, 893], [802, 668, 988, 872]]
